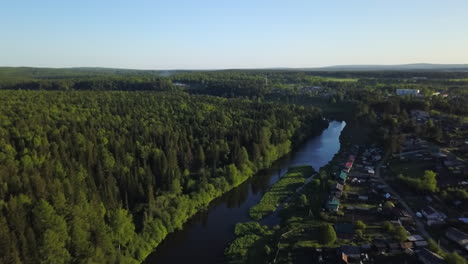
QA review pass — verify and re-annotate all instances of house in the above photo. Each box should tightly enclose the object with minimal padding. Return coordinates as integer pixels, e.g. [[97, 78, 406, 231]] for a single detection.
[[463, 141, 468, 153], [326, 197, 340, 212], [358, 195, 368, 201], [345, 161, 353, 171], [338, 245, 360, 259], [374, 242, 387, 252], [388, 243, 400, 251], [331, 183, 344, 197], [410, 110, 430, 119], [414, 240, 429, 247], [360, 244, 371, 251], [421, 206, 446, 222], [338, 171, 348, 183], [445, 227, 468, 248], [341, 252, 348, 264], [416, 248, 444, 264], [427, 219, 446, 226], [400, 216, 415, 226], [400, 242, 414, 249], [448, 139, 464, 147], [408, 235, 424, 242], [396, 89, 420, 96], [400, 209, 412, 218]]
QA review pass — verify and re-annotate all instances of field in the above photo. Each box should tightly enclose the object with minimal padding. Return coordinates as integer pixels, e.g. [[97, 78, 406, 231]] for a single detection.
[[319, 77, 359, 82], [249, 166, 315, 220], [389, 160, 434, 178]]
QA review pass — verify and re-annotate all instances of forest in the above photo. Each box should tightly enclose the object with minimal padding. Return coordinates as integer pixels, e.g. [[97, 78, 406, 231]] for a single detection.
[[1, 67, 468, 263], [0, 90, 326, 263]]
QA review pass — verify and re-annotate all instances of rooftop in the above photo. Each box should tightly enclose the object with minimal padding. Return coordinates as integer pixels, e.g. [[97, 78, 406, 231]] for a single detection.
[[416, 248, 444, 264], [445, 227, 468, 242], [339, 171, 348, 181]]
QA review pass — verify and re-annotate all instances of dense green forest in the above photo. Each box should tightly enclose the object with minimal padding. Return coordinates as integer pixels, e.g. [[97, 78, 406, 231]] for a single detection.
[[2, 67, 468, 100], [0, 90, 326, 263], [1, 67, 468, 263]]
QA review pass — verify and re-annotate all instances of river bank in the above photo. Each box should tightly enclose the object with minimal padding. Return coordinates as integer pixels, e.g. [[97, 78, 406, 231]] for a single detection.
[[144, 121, 346, 263]]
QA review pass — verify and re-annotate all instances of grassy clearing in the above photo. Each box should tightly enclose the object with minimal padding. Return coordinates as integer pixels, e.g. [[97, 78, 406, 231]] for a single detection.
[[390, 160, 434, 178], [320, 77, 359, 82], [344, 185, 364, 194], [249, 166, 315, 220], [342, 202, 377, 209], [364, 224, 389, 239]]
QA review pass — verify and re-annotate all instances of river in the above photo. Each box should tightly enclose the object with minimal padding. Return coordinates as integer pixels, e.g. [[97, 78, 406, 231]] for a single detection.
[[144, 120, 346, 264]]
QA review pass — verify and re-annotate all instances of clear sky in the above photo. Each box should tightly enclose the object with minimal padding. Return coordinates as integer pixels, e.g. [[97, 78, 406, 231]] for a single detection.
[[1, 0, 467, 69]]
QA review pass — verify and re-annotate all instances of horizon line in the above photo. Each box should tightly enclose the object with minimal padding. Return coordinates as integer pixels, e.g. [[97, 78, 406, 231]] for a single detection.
[[2, 62, 468, 72]]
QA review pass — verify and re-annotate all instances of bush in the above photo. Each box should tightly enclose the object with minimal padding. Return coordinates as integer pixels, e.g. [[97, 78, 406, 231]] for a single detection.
[[384, 201, 395, 209], [445, 251, 467, 264], [234, 222, 269, 237], [319, 223, 337, 245], [382, 221, 394, 232], [354, 220, 367, 230], [393, 226, 408, 242], [398, 170, 438, 193], [428, 239, 445, 257], [225, 234, 261, 259]]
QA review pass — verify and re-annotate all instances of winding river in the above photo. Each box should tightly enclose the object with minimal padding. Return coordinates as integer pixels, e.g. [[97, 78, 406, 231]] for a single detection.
[[144, 120, 346, 264]]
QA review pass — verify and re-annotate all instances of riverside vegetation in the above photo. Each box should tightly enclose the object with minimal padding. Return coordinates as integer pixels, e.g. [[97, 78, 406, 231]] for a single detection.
[[249, 166, 315, 220]]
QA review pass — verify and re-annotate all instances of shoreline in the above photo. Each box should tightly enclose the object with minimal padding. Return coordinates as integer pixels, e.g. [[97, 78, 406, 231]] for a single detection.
[[141, 120, 331, 262]]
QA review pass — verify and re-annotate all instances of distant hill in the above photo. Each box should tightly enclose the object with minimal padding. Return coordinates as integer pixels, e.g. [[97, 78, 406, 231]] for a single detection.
[[1, 63, 468, 80], [306, 63, 468, 72], [0, 67, 165, 80]]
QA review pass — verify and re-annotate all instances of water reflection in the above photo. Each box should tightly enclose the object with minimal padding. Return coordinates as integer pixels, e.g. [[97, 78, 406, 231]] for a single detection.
[[144, 121, 346, 264]]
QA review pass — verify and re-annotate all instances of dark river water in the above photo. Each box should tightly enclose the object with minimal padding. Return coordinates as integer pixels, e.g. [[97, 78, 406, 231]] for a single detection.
[[144, 120, 346, 264]]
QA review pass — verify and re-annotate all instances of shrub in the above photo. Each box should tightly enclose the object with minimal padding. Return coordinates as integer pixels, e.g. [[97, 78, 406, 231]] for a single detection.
[[319, 223, 337, 245], [354, 220, 367, 230]]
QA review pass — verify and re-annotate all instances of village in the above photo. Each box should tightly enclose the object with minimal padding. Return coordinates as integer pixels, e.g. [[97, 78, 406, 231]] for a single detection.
[[316, 125, 468, 264]]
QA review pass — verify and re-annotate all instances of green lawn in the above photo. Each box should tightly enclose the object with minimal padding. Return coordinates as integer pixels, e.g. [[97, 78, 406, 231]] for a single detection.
[[390, 160, 434, 178], [342, 202, 377, 209], [318, 77, 359, 82], [344, 185, 365, 194], [249, 166, 315, 220]]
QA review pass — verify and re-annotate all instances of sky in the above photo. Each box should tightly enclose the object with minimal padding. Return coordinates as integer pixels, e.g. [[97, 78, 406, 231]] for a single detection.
[[1, 0, 467, 69]]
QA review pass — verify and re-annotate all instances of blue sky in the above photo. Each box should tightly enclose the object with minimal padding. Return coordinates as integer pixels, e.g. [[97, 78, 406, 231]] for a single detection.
[[1, 0, 467, 69]]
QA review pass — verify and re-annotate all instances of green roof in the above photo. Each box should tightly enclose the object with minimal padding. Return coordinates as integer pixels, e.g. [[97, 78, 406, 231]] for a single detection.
[[338, 171, 348, 181], [327, 197, 340, 207]]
